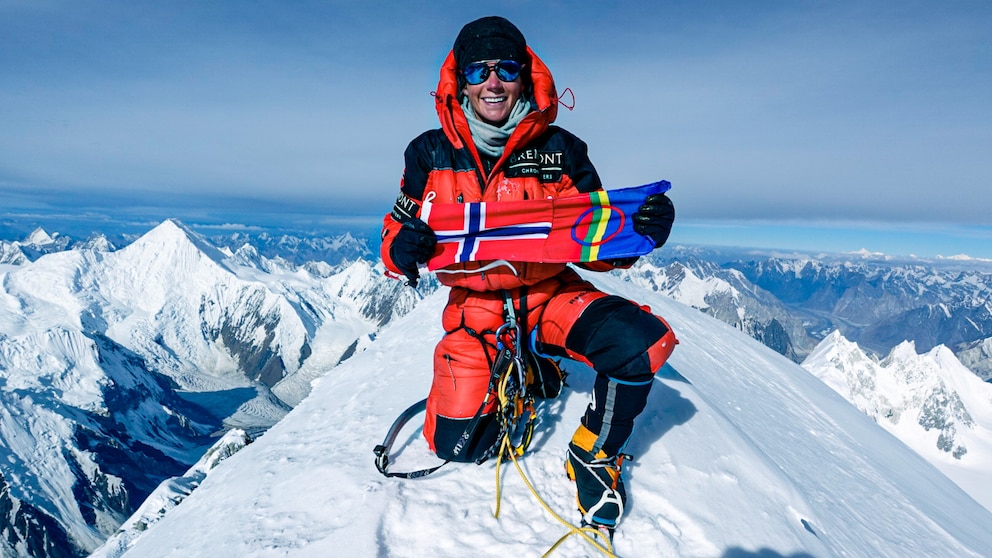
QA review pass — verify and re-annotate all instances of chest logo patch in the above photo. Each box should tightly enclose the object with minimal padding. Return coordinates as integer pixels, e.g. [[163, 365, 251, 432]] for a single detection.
[[505, 149, 564, 183]]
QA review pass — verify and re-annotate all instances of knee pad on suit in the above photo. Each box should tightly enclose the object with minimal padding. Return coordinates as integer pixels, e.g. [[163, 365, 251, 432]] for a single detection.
[[564, 295, 677, 380]]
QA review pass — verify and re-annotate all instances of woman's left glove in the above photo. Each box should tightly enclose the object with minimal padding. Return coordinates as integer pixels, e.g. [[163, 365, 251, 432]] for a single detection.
[[389, 218, 437, 287], [633, 193, 675, 249]]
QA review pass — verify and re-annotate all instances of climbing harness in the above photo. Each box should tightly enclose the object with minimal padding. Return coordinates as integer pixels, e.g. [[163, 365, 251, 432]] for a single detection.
[[373, 290, 538, 477], [488, 290, 538, 461]]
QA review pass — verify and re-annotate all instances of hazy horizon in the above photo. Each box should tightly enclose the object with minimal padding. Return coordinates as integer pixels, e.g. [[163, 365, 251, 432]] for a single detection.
[[4, 199, 992, 263]]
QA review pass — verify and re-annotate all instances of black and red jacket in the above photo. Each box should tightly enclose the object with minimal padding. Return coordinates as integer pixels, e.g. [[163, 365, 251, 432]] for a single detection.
[[381, 46, 625, 291]]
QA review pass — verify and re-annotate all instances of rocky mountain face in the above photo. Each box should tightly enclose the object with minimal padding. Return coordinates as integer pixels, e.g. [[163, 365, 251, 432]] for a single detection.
[[0, 221, 421, 557], [618, 255, 817, 361], [625, 248, 992, 381], [0, 228, 114, 265], [802, 331, 992, 499], [91, 429, 253, 557], [736, 255, 992, 375], [0, 327, 215, 556], [958, 337, 992, 382]]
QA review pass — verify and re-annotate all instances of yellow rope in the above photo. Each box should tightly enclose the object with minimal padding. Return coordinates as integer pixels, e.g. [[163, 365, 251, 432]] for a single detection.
[[490, 360, 617, 556], [544, 526, 615, 556], [505, 447, 617, 557], [494, 437, 506, 518], [492, 362, 514, 519]]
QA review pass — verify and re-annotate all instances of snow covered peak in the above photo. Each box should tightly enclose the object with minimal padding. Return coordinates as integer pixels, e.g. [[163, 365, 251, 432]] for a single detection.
[[76, 233, 116, 252], [24, 226, 55, 246], [1, 223, 413, 556], [108, 220, 238, 310], [622, 258, 738, 310], [126, 219, 230, 266], [884, 338, 922, 363], [125, 219, 193, 251], [101, 273, 992, 557], [13, 226, 72, 259], [0, 241, 29, 265], [851, 247, 886, 258], [938, 253, 992, 263], [804, 331, 992, 509], [803, 329, 867, 368]]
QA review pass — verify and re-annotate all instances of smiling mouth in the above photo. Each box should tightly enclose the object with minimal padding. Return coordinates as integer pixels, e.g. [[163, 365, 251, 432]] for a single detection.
[[483, 96, 507, 104]]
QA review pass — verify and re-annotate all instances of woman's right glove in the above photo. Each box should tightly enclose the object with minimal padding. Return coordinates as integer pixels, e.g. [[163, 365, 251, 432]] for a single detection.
[[633, 193, 675, 249], [389, 218, 437, 287]]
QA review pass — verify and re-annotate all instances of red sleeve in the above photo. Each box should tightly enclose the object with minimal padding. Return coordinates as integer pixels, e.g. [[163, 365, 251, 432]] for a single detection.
[[380, 215, 404, 278], [381, 131, 435, 278]]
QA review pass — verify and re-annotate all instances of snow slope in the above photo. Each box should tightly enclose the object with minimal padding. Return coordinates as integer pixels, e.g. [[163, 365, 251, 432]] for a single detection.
[[803, 331, 992, 512], [101, 272, 992, 557]]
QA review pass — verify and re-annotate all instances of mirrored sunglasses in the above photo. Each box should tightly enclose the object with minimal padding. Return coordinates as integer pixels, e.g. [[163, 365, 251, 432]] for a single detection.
[[462, 60, 524, 85]]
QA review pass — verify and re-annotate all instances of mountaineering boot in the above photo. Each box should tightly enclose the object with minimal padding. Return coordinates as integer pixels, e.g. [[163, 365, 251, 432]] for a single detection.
[[565, 424, 628, 529]]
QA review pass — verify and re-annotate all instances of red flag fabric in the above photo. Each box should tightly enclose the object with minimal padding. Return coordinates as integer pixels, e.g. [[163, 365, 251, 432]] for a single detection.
[[422, 181, 671, 270]]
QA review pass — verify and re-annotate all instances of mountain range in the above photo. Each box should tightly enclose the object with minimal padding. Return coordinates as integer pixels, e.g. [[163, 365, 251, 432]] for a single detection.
[[0, 221, 419, 557], [8, 225, 992, 383], [2, 223, 991, 556], [624, 247, 992, 382]]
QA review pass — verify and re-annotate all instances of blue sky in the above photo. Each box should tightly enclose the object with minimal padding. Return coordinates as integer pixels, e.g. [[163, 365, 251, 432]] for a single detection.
[[1, 1, 991, 257]]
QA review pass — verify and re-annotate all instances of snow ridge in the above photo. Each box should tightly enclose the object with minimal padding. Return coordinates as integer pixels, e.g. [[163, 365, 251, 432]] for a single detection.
[[102, 272, 992, 557], [803, 331, 992, 510]]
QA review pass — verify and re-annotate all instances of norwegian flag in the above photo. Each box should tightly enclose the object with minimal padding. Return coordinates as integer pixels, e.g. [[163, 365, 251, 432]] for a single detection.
[[422, 181, 671, 270], [428, 201, 552, 265]]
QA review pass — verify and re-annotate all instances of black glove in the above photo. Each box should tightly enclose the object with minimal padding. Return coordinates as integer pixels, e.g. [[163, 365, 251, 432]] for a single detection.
[[389, 218, 437, 287], [633, 193, 675, 248]]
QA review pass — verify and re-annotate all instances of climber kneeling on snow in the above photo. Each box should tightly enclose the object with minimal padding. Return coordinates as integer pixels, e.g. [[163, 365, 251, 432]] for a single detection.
[[379, 16, 677, 530]]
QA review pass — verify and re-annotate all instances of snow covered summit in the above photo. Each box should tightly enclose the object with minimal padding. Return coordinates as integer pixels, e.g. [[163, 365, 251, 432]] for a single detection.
[[102, 272, 992, 557], [0, 219, 420, 557], [24, 227, 57, 246]]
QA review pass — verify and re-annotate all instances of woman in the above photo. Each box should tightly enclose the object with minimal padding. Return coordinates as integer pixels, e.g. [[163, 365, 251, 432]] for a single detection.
[[380, 16, 676, 530]]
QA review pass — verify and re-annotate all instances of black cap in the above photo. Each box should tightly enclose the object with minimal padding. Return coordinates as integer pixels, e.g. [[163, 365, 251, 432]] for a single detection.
[[453, 16, 528, 71]]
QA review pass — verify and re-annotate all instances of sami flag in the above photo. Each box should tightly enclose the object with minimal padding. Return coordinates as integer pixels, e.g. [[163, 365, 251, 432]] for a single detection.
[[421, 180, 671, 270]]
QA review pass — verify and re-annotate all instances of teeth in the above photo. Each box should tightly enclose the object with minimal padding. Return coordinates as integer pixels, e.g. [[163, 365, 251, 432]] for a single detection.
[[483, 97, 506, 104]]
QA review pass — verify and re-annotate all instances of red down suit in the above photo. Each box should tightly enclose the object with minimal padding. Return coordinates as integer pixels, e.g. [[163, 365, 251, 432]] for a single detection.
[[380, 47, 677, 461]]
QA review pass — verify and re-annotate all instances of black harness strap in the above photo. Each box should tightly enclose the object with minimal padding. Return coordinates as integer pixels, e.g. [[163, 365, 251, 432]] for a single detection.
[[373, 399, 449, 479], [451, 342, 515, 462]]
